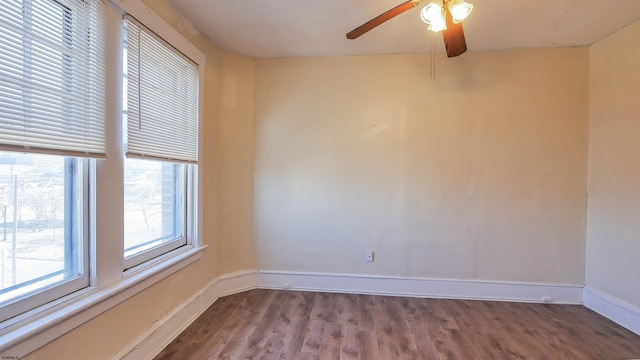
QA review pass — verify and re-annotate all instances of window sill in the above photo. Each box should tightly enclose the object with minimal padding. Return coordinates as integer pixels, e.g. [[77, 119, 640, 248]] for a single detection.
[[0, 245, 206, 358]]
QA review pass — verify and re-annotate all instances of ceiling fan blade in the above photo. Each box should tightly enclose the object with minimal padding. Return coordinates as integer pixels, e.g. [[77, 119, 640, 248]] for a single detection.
[[347, 0, 424, 40], [441, 8, 467, 57]]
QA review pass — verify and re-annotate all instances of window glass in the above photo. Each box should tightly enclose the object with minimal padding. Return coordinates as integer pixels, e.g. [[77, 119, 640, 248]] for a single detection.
[[0, 152, 83, 306], [124, 158, 185, 258]]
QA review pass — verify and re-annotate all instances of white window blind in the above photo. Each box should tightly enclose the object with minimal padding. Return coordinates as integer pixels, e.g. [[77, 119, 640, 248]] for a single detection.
[[125, 16, 199, 164], [0, 0, 106, 157]]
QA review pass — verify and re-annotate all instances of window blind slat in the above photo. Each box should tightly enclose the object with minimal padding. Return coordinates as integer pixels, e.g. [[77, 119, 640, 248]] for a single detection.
[[125, 18, 199, 164], [0, 0, 106, 158]]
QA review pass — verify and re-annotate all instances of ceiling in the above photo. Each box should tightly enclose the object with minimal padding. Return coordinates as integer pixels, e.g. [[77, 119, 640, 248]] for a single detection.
[[166, 0, 640, 58]]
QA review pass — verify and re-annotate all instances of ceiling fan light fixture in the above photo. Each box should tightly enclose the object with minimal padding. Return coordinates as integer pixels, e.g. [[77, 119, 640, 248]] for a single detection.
[[428, 18, 447, 32], [447, 0, 473, 23], [345, 0, 469, 57], [420, 2, 447, 32]]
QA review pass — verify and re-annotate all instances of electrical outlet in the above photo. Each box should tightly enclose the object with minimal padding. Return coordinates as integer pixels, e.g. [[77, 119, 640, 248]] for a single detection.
[[542, 296, 553, 304], [365, 251, 374, 262]]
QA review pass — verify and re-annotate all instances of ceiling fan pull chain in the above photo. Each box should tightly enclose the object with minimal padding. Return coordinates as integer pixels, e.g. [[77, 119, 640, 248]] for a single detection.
[[431, 30, 436, 80]]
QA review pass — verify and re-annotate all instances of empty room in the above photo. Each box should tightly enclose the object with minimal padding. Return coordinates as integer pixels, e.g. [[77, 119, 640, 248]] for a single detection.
[[1, 0, 639, 359]]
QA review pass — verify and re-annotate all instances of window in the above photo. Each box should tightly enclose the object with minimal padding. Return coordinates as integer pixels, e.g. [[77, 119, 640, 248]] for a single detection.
[[122, 17, 198, 269], [0, 0, 104, 321], [0, 152, 86, 323], [124, 159, 186, 259], [0, 0, 204, 351]]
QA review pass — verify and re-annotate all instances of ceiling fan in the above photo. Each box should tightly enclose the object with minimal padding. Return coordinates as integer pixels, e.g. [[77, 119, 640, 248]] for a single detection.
[[346, 0, 474, 57]]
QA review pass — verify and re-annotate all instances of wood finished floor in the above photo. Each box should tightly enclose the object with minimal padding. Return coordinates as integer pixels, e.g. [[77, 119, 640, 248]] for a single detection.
[[154, 289, 640, 359]]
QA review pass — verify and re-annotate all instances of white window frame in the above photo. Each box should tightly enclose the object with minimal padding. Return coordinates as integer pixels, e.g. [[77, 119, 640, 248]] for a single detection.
[[0, 0, 99, 322], [120, 15, 200, 269], [120, 2, 202, 272], [0, 0, 206, 357], [123, 163, 197, 270], [99, 0, 205, 276], [0, 157, 90, 324]]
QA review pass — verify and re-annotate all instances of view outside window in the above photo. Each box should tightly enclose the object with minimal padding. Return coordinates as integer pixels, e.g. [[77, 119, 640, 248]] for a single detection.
[[124, 158, 185, 258], [0, 152, 82, 304], [122, 21, 189, 262]]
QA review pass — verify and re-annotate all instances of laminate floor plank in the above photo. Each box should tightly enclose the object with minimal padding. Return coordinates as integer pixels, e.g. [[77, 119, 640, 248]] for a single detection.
[[494, 302, 555, 359], [301, 319, 325, 355], [404, 297, 442, 359], [356, 329, 380, 359], [371, 296, 400, 359], [208, 290, 277, 359], [256, 292, 302, 359], [283, 291, 315, 357], [520, 303, 586, 359], [422, 300, 463, 360], [355, 294, 374, 332], [445, 300, 501, 359], [338, 294, 358, 328], [339, 325, 359, 360], [318, 321, 342, 360], [384, 297, 420, 358], [154, 289, 640, 360]]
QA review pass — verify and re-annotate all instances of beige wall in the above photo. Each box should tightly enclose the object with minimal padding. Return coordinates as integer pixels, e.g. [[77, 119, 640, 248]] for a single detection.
[[254, 48, 589, 284], [586, 21, 640, 308], [23, 0, 255, 358], [217, 52, 256, 273]]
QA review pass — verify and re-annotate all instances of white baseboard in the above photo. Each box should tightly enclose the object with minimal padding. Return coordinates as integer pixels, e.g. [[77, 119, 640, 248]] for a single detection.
[[115, 270, 258, 360], [257, 270, 584, 304], [583, 286, 640, 336], [218, 269, 258, 296]]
